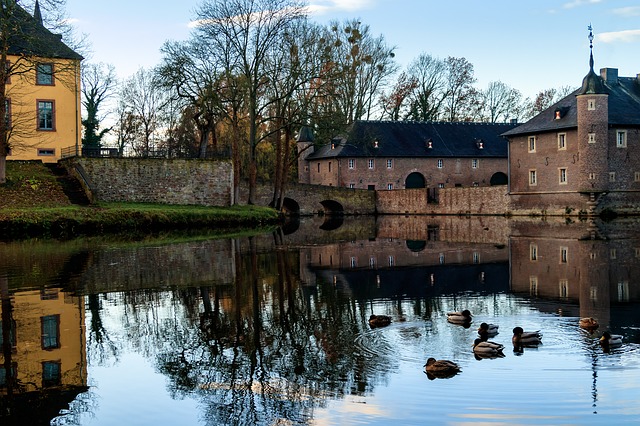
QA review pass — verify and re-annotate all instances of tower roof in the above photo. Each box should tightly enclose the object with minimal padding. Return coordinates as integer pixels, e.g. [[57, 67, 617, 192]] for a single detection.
[[577, 25, 607, 95]]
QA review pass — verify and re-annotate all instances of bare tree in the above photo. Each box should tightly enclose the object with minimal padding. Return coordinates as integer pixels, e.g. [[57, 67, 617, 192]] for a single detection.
[[442, 56, 476, 122], [81, 62, 117, 148], [195, 0, 307, 204], [120, 68, 167, 157], [480, 81, 524, 123], [405, 53, 447, 122]]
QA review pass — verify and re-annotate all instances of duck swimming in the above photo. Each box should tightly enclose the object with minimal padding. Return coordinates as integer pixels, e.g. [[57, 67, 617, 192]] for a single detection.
[[579, 317, 599, 331], [478, 322, 499, 341], [512, 326, 542, 346], [600, 331, 623, 347], [368, 314, 392, 328], [424, 358, 461, 375], [472, 338, 505, 356], [447, 310, 472, 324]]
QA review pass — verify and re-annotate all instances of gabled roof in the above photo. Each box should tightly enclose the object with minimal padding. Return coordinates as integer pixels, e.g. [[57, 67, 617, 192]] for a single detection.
[[6, 3, 83, 61], [307, 120, 517, 160], [503, 73, 640, 138]]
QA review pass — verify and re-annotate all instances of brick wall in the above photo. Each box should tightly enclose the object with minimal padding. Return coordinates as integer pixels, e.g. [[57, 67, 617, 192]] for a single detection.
[[67, 158, 233, 206]]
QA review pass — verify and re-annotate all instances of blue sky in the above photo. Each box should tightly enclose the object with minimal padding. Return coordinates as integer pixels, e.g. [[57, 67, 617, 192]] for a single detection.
[[65, 0, 640, 100]]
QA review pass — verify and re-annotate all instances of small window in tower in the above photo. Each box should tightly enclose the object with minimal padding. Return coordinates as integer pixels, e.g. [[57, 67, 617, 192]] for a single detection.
[[588, 133, 596, 144], [528, 136, 536, 152], [529, 170, 537, 186], [616, 130, 627, 148], [559, 168, 567, 184], [609, 172, 616, 182], [589, 173, 596, 180], [588, 99, 595, 110], [635, 172, 640, 182]]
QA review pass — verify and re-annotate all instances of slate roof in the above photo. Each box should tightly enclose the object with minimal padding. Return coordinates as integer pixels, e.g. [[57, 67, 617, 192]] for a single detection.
[[6, 4, 83, 61], [503, 73, 640, 138], [306, 121, 518, 160]]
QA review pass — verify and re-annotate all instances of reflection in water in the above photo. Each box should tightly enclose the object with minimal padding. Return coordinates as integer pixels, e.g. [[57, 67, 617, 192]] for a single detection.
[[1, 216, 640, 424]]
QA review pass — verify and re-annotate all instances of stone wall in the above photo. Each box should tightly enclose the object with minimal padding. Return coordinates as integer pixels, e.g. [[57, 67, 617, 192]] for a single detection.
[[376, 186, 510, 215], [66, 158, 233, 207]]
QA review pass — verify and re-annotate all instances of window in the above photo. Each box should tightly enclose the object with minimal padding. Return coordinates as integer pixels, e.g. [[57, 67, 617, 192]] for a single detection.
[[528, 136, 536, 152], [386, 159, 392, 169], [368, 159, 374, 169], [560, 247, 568, 263], [328, 162, 332, 172], [530, 276, 538, 296], [348, 158, 355, 169], [559, 279, 569, 298], [618, 280, 629, 302], [471, 159, 478, 169], [349, 183, 355, 189], [589, 173, 596, 180], [588, 133, 596, 144], [388, 255, 394, 267], [387, 183, 393, 190], [369, 257, 376, 268], [635, 172, 640, 182], [439, 253, 445, 264], [36, 63, 54, 85], [37, 100, 54, 130], [588, 99, 595, 110], [350, 257, 357, 268], [4, 98, 10, 127], [317, 163, 320, 173], [42, 361, 61, 387], [529, 170, 537, 186], [610, 248, 617, 259], [617, 130, 627, 148], [530, 244, 538, 261], [41, 315, 60, 350], [609, 172, 616, 182], [559, 168, 567, 184], [438, 183, 444, 188], [37, 148, 55, 157], [437, 159, 443, 168], [0, 319, 17, 348], [557, 133, 566, 150], [4, 60, 11, 84], [473, 252, 480, 264]]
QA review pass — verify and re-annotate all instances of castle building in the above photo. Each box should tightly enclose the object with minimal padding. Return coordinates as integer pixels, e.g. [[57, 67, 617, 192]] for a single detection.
[[4, 2, 83, 163], [503, 28, 640, 214], [297, 120, 517, 193]]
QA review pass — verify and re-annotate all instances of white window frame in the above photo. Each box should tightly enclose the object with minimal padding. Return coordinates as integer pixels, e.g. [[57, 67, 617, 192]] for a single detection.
[[609, 172, 616, 182], [588, 99, 595, 110], [588, 133, 596, 144], [368, 159, 374, 169], [559, 168, 567, 184], [348, 158, 355, 169], [387, 183, 393, 190], [530, 244, 538, 261], [471, 158, 478, 169], [386, 159, 393, 169], [557, 133, 566, 150], [560, 247, 568, 263], [617, 130, 627, 148], [437, 159, 443, 169], [529, 169, 537, 186], [528, 136, 536, 152]]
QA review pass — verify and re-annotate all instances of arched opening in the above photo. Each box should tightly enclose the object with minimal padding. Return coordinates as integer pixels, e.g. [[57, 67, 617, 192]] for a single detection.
[[405, 172, 426, 189], [490, 172, 508, 186], [406, 240, 427, 252], [319, 200, 344, 216], [319, 215, 344, 231], [281, 197, 300, 215]]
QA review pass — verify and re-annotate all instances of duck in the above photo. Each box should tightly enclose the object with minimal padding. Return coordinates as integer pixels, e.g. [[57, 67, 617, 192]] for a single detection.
[[447, 309, 472, 324], [424, 357, 461, 376], [478, 322, 499, 341], [472, 338, 505, 356], [600, 331, 623, 347], [512, 326, 542, 346], [368, 314, 392, 328], [579, 317, 599, 331]]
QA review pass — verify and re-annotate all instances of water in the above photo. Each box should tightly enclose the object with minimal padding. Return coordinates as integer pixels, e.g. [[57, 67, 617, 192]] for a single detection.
[[1, 215, 640, 425]]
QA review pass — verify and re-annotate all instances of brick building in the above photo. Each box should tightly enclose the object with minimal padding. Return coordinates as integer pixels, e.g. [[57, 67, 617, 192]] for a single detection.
[[503, 31, 640, 215], [297, 121, 517, 193]]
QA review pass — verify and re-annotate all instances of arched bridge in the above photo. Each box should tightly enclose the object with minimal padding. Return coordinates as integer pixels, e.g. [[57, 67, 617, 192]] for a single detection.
[[241, 183, 376, 216]]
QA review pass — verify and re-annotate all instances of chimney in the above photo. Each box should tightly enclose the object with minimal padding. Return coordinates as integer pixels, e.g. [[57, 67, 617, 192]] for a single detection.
[[600, 68, 618, 84]]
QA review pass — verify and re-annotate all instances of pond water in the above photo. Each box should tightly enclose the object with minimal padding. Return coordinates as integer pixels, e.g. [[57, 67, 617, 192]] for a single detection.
[[1, 215, 640, 425]]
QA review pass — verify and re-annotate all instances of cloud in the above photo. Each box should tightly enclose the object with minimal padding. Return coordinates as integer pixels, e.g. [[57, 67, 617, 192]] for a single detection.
[[612, 6, 640, 16], [562, 0, 602, 9], [307, 0, 374, 15], [598, 29, 640, 43]]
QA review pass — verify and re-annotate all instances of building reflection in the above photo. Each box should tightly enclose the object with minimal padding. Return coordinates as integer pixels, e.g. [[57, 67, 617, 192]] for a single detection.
[[1, 278, 87, 424]]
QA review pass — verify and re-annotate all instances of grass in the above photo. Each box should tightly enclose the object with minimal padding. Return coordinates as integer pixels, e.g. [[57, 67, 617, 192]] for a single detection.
[[0, 161, 282, 240]]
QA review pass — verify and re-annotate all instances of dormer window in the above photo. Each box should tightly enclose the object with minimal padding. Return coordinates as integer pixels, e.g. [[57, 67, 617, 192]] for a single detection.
[[331, 143, 335, 150], [426, 138, 433, 149], [476, 139, 484, 149], [554, 106, 569, 120], [554, 110, 561, 120], [373, 140, 379, 148]]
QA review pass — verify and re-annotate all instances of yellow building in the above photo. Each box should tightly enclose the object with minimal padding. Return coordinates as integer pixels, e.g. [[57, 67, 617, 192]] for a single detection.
[[5, 2, 83, 163]]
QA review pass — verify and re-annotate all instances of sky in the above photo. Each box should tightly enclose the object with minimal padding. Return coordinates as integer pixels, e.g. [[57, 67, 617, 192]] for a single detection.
[[63, 0, 640, 100]]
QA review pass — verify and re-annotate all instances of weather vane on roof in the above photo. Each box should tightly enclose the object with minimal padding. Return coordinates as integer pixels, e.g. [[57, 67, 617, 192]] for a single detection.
[[588, 24, 594, 69]]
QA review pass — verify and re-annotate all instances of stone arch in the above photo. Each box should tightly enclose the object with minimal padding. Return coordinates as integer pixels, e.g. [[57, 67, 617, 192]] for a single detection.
[[405, 172, 426, 189], [319, 215, 344, 231], [490, 172, 508, 186], [406, 240, 427, 252], [320, 199, 344, 215], [281, 197, 300, 215]]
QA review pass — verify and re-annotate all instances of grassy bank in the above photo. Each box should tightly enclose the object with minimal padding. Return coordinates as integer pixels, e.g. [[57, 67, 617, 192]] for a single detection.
[[0, 161, 282, 240]]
